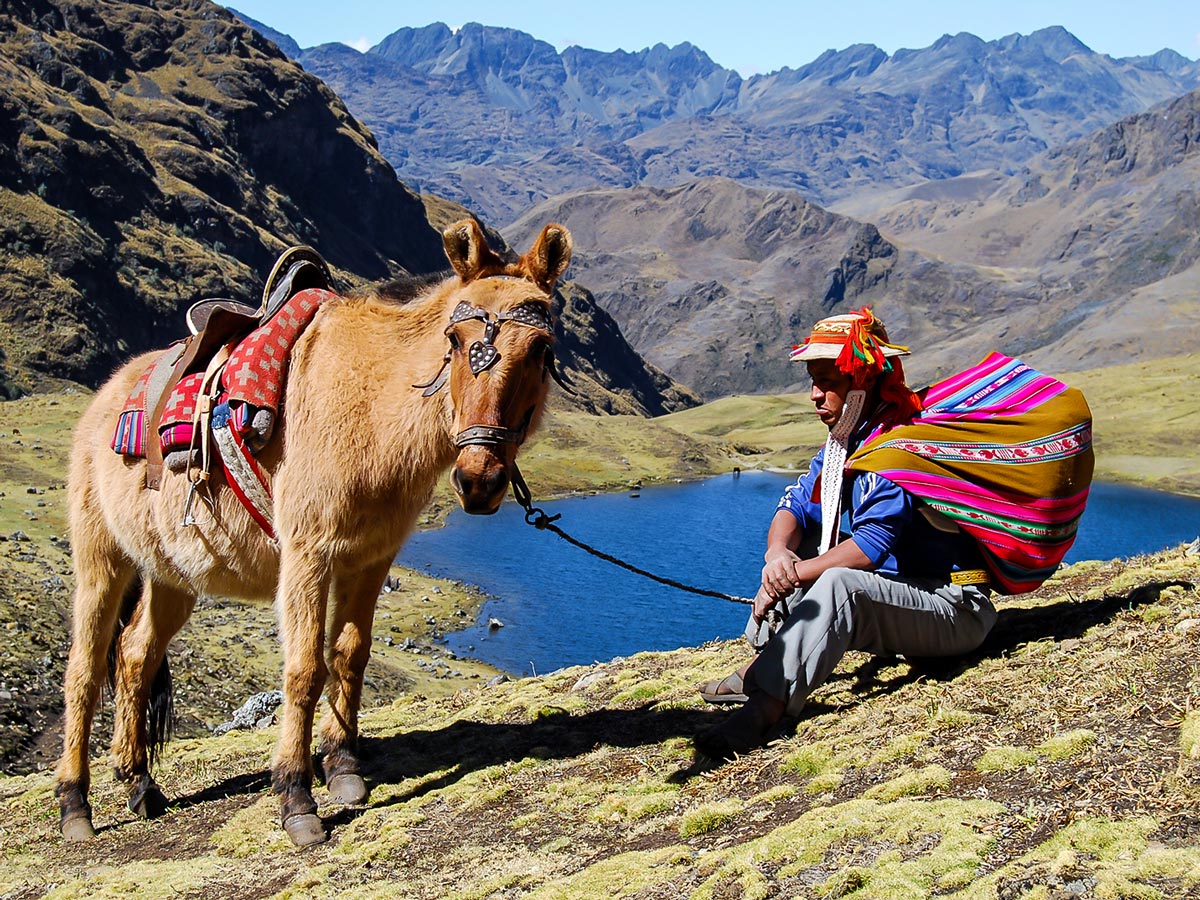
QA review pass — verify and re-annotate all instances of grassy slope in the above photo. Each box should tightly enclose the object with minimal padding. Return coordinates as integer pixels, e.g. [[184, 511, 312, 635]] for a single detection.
[[0, 354, 1198, 898], [1061, 354, 1200, 497], [0, 551, 1196, 899]]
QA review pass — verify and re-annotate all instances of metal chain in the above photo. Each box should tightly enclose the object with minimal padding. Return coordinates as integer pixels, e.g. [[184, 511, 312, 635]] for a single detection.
[[509, 465, 752, 606]]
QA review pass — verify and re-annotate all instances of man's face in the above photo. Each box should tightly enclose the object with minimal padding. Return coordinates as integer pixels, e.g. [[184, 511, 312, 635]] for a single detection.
[[807, 359, 854, 428]]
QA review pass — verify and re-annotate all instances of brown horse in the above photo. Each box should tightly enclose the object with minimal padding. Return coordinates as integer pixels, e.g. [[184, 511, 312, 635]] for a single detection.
[[55, 219, 572, 847]]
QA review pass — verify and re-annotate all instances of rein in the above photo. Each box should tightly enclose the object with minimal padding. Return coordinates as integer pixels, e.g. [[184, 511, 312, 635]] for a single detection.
[[509, 466, 752, 607]]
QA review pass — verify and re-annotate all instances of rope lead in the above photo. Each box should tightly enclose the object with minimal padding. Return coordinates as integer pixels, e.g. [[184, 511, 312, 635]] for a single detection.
[[509, 465, 751, 606]]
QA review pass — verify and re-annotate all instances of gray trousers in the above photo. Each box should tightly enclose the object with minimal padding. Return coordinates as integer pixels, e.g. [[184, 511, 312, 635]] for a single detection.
[[744, 567, 998, 716]]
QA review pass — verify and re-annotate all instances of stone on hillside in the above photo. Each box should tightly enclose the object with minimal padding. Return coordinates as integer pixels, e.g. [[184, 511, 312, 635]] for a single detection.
[[571, 671, 608, 691], [213, 690, 284, 735]]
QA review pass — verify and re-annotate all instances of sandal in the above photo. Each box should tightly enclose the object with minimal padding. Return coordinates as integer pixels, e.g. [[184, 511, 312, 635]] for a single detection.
[[698, 671, 748, 705]]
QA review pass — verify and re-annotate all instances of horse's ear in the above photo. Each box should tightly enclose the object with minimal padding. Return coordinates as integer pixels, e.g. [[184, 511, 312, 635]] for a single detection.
[[443, 218, 507, 283], [519, 223, 573, 293]]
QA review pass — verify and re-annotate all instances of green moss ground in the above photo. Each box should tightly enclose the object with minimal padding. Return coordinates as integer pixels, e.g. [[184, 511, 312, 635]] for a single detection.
[[1, 354, 1199, 898]]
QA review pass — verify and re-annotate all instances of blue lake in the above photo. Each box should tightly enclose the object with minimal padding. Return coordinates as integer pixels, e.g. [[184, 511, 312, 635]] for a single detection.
[[398, 473, 1200, 677]]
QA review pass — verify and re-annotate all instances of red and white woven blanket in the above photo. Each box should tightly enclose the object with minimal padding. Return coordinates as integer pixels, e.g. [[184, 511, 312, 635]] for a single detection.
[[111, 288, 332, 460]]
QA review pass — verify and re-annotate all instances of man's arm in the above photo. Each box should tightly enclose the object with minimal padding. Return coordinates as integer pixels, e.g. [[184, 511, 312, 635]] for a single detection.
[[755, 471, 911, 623], [755, 521, 874, 622], [760, 510, 806, 599]]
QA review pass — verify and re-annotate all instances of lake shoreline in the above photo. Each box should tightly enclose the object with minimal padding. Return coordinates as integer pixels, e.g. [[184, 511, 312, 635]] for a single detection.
[[406, 474, 1200, 676], [415, 460, 1200, 536]]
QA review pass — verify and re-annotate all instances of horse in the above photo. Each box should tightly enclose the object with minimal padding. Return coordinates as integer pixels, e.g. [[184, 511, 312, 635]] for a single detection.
[[54, 219, 572, 847]]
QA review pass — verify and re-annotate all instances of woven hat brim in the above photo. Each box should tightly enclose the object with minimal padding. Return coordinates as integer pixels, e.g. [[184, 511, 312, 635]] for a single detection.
[[790, 343, 909, 361]]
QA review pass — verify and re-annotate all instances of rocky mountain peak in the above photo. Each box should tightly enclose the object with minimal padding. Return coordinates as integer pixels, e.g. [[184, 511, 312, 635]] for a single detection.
[[926, 31, 989, 56], [372, 22, 563, 82], [996, 26, 1093, 62]]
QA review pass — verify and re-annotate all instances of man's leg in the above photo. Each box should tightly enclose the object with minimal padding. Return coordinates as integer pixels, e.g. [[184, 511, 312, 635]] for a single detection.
[[697, 567, 995, 756], [751, 567, 996, 716]]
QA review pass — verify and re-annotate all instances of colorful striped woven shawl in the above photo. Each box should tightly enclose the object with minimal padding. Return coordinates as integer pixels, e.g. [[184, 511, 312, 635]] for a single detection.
[[848, 352, 1095, 594]]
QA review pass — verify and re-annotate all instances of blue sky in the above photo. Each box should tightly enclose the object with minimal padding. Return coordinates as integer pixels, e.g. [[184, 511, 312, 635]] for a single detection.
[[224, 1, 1200, 76]]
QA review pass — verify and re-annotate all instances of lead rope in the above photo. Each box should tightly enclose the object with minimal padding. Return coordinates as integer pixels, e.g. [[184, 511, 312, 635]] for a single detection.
[[509, 465, 753, 606]]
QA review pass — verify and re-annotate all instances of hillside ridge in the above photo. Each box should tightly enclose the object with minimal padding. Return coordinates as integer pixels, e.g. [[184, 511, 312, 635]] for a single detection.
[[0, 0, 695, 417]]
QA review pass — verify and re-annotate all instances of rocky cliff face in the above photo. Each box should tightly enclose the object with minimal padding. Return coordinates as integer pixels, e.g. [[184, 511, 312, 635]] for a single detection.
[[0, 1, 697, 417], [861, 86, 1200, 374], [264, 21, 1199, 224], [505, 178, 1023, 398], [0, 0, 446, 386]]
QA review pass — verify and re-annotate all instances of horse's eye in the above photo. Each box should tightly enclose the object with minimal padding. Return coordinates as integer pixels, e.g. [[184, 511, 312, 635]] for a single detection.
[[447, 331, 462, 351]]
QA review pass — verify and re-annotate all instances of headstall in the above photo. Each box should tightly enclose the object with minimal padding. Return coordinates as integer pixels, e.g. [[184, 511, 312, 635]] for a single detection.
[[414, 298, 574, 449]]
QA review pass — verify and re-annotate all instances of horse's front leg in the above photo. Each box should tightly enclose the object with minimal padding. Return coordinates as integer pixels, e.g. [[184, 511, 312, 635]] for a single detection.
[[272, 546, 331, 847], [320, 556, 393, 806]]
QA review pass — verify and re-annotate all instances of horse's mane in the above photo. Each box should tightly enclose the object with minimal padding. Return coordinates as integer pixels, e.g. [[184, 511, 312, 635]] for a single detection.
[[351, 270, 452, 305]]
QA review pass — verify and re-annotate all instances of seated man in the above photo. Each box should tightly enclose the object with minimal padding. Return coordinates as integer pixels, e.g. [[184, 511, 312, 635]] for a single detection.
[[695, 308, 998, 759]]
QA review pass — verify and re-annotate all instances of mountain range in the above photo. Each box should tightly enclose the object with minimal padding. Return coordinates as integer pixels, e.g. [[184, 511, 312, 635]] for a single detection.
[[227, 12, 1200, 397], [2, 2, 1198, 408], [248, 17, 1200, 226], [505, 78, 1200, 397]]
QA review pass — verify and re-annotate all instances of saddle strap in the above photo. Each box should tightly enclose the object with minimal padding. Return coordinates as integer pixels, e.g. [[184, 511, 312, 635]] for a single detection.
[[181, 344, 232, 527], [212, 418, 276, 540], [146, 334, 205, 490]]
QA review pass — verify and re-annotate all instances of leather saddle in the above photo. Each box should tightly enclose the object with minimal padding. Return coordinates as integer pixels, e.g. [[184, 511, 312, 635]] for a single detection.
[[143, 246, 335, 489]]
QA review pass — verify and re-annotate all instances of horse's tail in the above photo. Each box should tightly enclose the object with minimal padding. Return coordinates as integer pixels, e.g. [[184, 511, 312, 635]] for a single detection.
[[105, 574, 175, 766]]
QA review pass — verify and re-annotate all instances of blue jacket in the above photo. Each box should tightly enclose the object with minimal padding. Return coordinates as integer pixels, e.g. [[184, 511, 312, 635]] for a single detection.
[[777, 436, 983, 580]]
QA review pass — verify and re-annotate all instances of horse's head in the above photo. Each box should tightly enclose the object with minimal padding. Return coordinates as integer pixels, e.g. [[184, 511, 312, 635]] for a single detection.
[[435, 219, 573, 515]]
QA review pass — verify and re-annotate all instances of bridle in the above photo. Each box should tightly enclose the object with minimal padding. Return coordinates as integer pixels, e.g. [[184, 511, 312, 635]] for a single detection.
[[414, 297, 573, 453]]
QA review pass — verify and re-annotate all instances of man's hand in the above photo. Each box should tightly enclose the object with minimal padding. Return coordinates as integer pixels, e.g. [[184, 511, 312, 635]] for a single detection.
[[761, 546, 802, 601], [751, 585, 779, 626]]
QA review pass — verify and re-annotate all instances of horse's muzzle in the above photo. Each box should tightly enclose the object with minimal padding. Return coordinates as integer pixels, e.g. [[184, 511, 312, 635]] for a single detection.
[[451, 448, 510, 515]]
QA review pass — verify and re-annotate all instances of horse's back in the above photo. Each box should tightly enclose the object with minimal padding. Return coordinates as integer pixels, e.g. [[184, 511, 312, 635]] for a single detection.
[[69, 349, 280, 600]]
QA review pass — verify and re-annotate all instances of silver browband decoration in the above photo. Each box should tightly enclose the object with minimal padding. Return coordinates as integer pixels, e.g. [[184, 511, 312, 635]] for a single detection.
[[449, 300, 555, 376], [413, 300, 573, 396]]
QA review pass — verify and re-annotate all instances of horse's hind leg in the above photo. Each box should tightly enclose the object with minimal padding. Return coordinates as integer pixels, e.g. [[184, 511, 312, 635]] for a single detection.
[[320, 557, 392, 806], [55, 502, 135, 841], [272, 548, 332, 847], [110, 579, 195, 820]]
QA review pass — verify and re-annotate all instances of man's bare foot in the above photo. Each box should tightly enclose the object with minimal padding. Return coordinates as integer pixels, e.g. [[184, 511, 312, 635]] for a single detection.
[[693, 690, 787, 760]]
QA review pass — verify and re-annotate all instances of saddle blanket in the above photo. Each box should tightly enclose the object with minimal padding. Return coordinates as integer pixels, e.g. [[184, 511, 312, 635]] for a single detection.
[[849, 352, 1095, 594], [111, 288, 333, 459]]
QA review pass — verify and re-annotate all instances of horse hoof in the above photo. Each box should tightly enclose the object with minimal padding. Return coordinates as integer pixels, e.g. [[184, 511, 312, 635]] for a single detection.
[[128, 783, 168, 819], [61, 813, 96, 842], [327, 773, 368, 805], [283, 813, 327, 848]]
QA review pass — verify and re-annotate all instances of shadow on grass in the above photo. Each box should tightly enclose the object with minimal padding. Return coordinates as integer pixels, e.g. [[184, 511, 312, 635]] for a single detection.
[[904, 579, 1192, 680], [358, 702, 715, 807], [168, 579, 1192, 818], [171, 769, 272, 811]]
